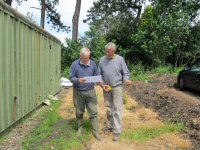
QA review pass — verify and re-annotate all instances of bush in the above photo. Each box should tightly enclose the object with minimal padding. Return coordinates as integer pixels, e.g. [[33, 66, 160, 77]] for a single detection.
[[152, 65, 173, 74], [173, 67, 184, 75], [61, 67, 70, 78], [61, 39, 81, 73], [129, 62, 150, 81], [129, 63, 184, 81]]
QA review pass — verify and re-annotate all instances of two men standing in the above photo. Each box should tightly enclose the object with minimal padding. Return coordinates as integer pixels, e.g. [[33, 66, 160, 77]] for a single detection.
[[70, 42, 131, 141]]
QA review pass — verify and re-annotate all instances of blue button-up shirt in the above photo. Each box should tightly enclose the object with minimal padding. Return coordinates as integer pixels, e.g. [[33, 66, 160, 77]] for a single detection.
[[70, 59, 98, 91]]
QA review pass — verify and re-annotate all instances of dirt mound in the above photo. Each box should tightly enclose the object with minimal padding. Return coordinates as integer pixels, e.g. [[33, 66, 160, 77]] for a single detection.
[[129, 75, 200, 149], [86, 86, 191, 150]]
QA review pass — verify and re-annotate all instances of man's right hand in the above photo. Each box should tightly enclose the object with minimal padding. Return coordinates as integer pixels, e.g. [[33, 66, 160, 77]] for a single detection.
[[79, 78, 86, 84]]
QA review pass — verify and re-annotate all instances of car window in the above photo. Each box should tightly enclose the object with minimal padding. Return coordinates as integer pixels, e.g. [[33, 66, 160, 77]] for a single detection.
[[191, 61, 200, 71]]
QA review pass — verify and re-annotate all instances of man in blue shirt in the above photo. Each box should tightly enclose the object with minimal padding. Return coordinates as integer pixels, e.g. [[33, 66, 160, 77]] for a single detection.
[[70, 47, 101, 141]]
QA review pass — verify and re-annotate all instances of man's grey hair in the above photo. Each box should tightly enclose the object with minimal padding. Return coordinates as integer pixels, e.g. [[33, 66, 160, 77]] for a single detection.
[[80, 47, 91, 56], [105, 42, 116, 51]]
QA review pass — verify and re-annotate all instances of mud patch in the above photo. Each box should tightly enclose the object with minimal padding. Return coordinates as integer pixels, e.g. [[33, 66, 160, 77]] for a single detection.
[[129, 75, 200, 149]]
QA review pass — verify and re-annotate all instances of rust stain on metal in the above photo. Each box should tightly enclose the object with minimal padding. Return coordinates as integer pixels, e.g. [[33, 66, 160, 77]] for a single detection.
[[13, 96, 17, 121]]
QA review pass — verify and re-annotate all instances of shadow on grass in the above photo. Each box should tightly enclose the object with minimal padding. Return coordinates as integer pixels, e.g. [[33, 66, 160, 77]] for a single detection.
[[22, 118, 92, 150], [21, 100, 92, 150]]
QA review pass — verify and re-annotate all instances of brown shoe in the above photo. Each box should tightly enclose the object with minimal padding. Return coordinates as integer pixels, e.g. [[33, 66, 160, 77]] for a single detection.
[[113, 133, 120, 142]]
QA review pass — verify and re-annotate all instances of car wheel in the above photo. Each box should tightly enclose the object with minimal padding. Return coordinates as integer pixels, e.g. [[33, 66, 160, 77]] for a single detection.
[[179, 77, 184, 90]]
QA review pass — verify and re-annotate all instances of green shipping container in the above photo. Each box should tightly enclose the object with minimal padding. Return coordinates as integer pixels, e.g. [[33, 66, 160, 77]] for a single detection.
[[0, 1, 61, 133]]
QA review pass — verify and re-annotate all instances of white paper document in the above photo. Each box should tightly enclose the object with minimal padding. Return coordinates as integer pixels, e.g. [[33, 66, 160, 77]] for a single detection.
[[84, 75, 102, 83]]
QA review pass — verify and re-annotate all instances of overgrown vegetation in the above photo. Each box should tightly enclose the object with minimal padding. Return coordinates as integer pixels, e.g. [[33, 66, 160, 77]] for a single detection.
[[129, 63, 183, 81], [22, 100, 92, 149], [61, 0, 200, 77], [122, 122, 185, 141], [86, 0, 200, 67]]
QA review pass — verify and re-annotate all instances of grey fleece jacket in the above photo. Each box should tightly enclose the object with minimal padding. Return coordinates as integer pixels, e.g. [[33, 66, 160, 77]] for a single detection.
[[98, 54, 130, 87]]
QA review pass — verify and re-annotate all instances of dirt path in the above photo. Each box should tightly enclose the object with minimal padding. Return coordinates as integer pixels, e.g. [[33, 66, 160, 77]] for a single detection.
[[59, 86, 192, 150], [1, 75, 198, 150]]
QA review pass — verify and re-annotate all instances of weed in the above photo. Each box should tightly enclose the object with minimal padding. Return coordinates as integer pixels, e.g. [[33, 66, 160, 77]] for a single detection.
[[0, 136, 7, 142], [123, 93, 128, 104]]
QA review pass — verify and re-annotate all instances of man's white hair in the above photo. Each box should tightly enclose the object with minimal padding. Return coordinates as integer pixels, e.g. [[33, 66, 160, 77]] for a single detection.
[[105, 42, 116, 51], [80, 47, 91, 56]]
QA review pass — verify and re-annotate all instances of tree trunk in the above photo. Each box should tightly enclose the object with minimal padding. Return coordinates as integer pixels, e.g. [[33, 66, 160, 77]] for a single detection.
[[40, 0, 46, 28], [72, 0, 82, 42], [135, 5, 142, 29], [5, 0, 12, 6]]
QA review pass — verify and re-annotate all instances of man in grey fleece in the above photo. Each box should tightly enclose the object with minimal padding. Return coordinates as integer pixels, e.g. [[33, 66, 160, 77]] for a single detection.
[[98, 42, 131, 141], [70, 47, 101, 141]]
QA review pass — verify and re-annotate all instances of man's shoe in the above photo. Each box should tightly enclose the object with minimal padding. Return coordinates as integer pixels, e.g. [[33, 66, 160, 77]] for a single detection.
[[103, 127, 113, 135], [113, 133, 120, 142]]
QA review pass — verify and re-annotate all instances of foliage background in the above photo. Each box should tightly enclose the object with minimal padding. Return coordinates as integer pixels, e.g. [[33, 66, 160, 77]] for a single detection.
[[61, 0, 200, 77]]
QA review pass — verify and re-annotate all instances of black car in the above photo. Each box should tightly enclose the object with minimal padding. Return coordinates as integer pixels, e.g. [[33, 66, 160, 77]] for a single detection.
[[178, 59, 200, 91]]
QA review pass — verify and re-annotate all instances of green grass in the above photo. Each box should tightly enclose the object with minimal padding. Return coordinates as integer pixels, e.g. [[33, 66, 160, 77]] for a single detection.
[[152, 65, 183, 75], [131, 72, 151, 82], [152, 65, 173, 74], [129, 64, 184, 82], [0, 136, 7, 142], [129, 62, 151, 82], [121, 122, 184, 141], [172, 67, 184, 75], [22, 100, 62, 149], [42, 119, 92, 150], [21, 100, 92, 150], [123, 93, 128, 104]]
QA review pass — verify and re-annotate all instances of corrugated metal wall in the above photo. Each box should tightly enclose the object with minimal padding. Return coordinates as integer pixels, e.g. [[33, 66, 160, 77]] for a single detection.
[[0, 1, 61, 133]]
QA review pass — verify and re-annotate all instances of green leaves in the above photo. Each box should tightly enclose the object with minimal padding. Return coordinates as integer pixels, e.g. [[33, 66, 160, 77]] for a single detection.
[[131, 1, 200, 67], [61, 38, 81, 73], [63, 0, 200, 71]]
